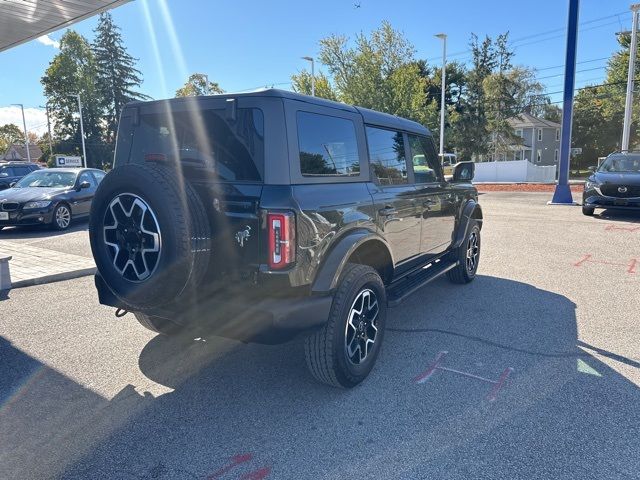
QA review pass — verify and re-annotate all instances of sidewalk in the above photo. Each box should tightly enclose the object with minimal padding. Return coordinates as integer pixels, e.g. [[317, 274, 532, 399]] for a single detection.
[[0, 241, 96, 289]]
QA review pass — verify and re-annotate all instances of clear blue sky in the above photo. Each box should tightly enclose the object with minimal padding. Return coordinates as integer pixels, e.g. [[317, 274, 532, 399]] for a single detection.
[[0, 0, 635, 131]]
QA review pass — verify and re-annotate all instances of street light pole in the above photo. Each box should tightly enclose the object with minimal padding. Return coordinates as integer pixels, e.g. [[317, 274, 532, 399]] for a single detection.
[[69, 94, 87, 167], [435, 34, 447, 158], [302, 56, 315, 96], [40, 104, 54, 159], [622, 3, 640, 152], [11, 103, 31, 163]]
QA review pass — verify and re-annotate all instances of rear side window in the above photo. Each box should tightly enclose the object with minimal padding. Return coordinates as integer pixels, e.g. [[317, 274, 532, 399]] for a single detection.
[[92, 171, 106, 184], [409, 134, 442, 183], [366, 126, 408, 185], [128, 107, 264, 182], [13, 166, 29, 176], [297, 111, 360, 176]]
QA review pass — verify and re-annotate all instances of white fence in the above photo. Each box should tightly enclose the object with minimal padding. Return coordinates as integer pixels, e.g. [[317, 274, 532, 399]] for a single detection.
[[473, 160, 557, 183]]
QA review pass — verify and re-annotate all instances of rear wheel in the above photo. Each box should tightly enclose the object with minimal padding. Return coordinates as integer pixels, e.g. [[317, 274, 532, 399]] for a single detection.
[[52, 203, 72, 231], [447, 221, 481, 284], [582, 206, 595, 216], [304, 264, 387, 388]]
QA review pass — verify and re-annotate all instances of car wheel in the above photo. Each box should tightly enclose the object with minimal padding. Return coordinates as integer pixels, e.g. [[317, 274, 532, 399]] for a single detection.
[[447, 221, 481, 284], [582, 206, 595, 216], [134, 312, 183, 335], [304, 263, 387, 388], [89, 163, 211, 310], [52, 203, 72, 230]]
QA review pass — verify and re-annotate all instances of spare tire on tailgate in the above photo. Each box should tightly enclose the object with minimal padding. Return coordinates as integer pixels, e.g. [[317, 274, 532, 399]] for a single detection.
[[89, 163, 210, 310]]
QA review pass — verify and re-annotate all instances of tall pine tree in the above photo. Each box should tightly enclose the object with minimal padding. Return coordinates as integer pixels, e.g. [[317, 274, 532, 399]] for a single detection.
[[93, 12, 148, 143]]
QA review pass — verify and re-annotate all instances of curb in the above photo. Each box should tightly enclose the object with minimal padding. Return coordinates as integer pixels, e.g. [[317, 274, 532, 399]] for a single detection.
[[10, 267, 97, 289]]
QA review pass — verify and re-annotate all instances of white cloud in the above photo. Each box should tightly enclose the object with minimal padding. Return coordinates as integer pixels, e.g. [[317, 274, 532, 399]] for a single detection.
[[0, 106, 49, 136], [36, 34, 59, 49]]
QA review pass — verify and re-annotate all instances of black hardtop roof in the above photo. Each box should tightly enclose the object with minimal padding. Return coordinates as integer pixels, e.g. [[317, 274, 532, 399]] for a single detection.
[[128, 89, 430, 136]]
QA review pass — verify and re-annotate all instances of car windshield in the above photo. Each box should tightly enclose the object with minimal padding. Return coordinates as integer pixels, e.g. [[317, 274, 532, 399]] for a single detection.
[[598, 155, 640, 173], [14, 170, 77, 188]]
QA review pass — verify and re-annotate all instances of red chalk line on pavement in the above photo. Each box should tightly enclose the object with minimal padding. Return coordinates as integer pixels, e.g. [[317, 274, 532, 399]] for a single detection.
[[414, 351, 514, 402]]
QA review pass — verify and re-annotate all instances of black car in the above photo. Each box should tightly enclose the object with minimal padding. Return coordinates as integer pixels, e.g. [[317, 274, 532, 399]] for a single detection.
[[0, 167, 106, 231], [0, 162, 40, 190], [583, 153, 640, 215], [89, 89, 482, 388]]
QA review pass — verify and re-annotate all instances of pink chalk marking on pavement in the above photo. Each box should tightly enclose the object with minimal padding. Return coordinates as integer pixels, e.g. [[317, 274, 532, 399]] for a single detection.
[[207, 453, 254, 479], [415, 352, 514, 402], [574, 254, 636, 272], [486, 367, 515, 402], [605, 224, 640, 232], [628, 259, 638, 274], [239, 467, 271, 480], [414, 351, 448, 383]]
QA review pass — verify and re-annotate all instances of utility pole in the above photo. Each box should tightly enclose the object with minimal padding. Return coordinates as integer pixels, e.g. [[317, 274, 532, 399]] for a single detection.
[[68, 94, 87, 167], [551, 0, 580, 205], [622, 3, 640, 152], [302, 56, 315, 96], [40, 104, 54, 159], [435, 33, 447, 158], [11, 103, 31, 162]]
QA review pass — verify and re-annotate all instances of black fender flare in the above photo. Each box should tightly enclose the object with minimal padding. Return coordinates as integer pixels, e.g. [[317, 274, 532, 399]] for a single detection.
[[452, 200, 483, 249], [311, 229, 394, 294]]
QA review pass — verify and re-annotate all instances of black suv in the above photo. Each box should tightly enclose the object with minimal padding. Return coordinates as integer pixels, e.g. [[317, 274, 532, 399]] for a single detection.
[[0, 162, 40, 190], [89, 90, 482, 388], [582, 152, 640, 215]]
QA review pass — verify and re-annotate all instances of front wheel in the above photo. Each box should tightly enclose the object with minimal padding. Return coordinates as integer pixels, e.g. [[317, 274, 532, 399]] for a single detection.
[[52, 203, 72, 230], [582, 206, 595, 216], [304, 264, 387, 388], [447, 222, 481, 284]]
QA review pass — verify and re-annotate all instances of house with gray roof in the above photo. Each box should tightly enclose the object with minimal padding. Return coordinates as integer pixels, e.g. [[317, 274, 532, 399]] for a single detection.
[[507, 113, 561, 166], [2, 144, 43, 162]]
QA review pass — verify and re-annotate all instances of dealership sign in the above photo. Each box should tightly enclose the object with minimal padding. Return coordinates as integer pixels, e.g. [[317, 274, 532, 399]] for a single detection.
[[55, 156, 83, 167]]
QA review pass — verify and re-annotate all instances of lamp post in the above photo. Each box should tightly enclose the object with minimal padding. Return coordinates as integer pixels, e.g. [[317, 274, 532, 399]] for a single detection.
[[302, 56, 315, 96], [435, 34, 447, 158], [39, 104, 54, 159], [622, 3, 640, 152], [10, 103, 31, 162], [68, 94, 87, 167]]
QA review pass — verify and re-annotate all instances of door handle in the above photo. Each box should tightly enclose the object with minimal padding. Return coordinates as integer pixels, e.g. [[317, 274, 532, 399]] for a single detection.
[[378, 207, 397, 217], [423, 199, 437, 207]]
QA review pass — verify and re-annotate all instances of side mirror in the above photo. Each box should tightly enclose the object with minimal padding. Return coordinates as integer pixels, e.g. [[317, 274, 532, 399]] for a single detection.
[[9, 182, 16, 188], [588, 166, 596, 172], [79, 181, 91, 190], [452, 161, 475, 183]]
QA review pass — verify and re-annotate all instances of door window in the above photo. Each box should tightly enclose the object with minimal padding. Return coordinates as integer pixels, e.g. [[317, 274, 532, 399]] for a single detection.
[[297, 111, 360, 176], [408, 134, 442, 183], [79, 172, 96, 188], [91, 171, 106, 184], [366, 126, 408, 185]]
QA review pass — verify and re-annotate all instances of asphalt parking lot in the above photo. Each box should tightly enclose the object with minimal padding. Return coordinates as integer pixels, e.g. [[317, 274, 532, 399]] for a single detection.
[[1, 192, 638, 480]]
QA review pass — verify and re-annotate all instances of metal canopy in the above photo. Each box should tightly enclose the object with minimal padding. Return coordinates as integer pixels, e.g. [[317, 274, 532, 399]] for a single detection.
[[0, 0, 131, 53]]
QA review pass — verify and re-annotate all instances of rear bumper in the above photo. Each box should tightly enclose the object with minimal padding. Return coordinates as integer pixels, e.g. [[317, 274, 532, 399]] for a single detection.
[[95, 274, 332, 343]]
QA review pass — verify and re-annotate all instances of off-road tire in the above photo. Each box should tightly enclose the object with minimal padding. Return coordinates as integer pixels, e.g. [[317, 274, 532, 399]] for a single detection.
[[447, 221, 481, 284], [582, 206, 595, 216], [304, 263, 387, 388], [89, 163, 210, 310]]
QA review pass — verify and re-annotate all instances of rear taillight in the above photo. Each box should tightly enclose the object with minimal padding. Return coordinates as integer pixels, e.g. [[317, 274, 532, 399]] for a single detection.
[[267, 211, 296, 269]]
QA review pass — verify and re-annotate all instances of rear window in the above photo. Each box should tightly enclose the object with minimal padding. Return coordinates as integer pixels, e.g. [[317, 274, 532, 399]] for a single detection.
[[128, 107, 264, 182], [297, 111, 360, 176]]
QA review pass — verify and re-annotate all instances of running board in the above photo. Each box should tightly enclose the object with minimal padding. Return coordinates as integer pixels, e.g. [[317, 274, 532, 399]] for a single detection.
[[387, 260, 458, 307]]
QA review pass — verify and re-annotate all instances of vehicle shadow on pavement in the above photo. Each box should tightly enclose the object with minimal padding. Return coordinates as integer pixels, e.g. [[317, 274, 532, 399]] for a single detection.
[[591, 209, 640, 223], [2, 276, 639, 479], [0, 221, 88, 239]]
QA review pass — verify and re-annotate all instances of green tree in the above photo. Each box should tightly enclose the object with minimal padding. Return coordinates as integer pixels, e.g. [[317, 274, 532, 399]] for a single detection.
[[93, 12, 149, 143], [175, 73, 224, 97], [291, 70, 338, 100], [41, 30, 106, 167], [317, 21, 427, 124], [0, 124, 24, 153]]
